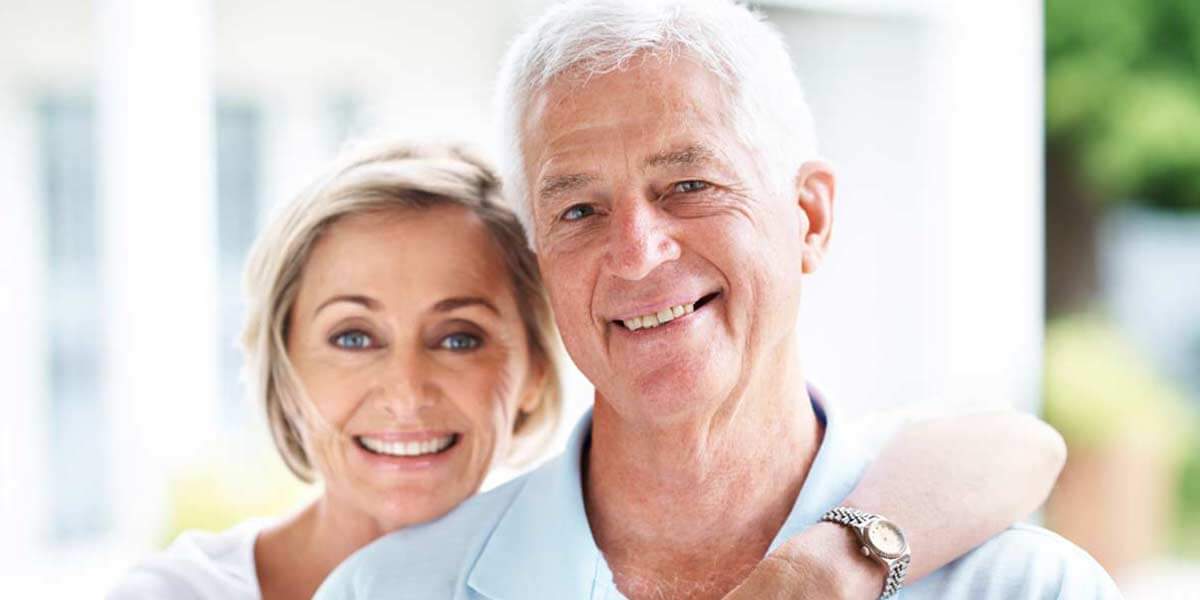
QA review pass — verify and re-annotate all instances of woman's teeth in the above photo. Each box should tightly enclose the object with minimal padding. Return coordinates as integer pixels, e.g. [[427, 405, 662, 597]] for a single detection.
[[358, 434, 456, 457], [622, 301, 695, 331]]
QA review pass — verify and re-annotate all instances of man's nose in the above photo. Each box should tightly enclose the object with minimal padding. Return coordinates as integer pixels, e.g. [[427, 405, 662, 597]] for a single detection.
[[604, 196, 681, 281]]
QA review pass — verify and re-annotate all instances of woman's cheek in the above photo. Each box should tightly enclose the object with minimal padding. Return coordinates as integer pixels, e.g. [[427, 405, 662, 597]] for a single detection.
[[453, 373, 507, 469], [491, 372, 524, 465], [301, 368, 363, 481]]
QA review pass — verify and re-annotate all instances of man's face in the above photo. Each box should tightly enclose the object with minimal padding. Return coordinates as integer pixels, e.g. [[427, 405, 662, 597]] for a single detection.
[[522, 55, 818, 422]]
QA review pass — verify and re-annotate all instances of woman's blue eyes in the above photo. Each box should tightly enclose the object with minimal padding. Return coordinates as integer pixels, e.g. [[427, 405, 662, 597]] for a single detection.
[[561, 204, 595, 222], [331, 330, 482, 352], [439, 333, 481, 351], [332, 330, 373, 350]]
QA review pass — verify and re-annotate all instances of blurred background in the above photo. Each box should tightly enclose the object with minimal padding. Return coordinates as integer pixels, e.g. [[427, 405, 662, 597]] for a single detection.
[[0, 0, 1195, 596]]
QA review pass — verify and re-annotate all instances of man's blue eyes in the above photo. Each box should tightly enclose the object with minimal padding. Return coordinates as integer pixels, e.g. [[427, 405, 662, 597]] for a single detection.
[[558, 181, 709, 222], [561, 204, 595, 222], [674, 180, 708, 193]]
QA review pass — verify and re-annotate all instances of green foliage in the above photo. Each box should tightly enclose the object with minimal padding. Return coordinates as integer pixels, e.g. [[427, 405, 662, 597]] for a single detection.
[[1179, 435, 1200, 557], [1043, 313, 1200, 556], [1043, 313, 1193, 451], [1047, 0, 1200, 211]]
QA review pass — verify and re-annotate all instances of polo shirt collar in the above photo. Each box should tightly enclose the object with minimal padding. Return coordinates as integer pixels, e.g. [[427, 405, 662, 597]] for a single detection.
[[769, 389, 873, 551], [467, 413, 605, 599]]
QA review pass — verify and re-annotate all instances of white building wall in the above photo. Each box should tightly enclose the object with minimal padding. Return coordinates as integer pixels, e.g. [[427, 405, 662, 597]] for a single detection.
[[98, 0, 221, 555], [1, 2, 101, 595], [768, 0, 1044, 414], [940, 0, 1045, 412]]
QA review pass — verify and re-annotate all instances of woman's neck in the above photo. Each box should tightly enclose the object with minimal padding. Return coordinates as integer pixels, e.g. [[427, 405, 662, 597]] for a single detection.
[[255, 493, 388, 600]]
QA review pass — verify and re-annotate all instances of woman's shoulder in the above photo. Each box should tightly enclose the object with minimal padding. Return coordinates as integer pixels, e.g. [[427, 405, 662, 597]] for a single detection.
[[107, 518, 273, 600]]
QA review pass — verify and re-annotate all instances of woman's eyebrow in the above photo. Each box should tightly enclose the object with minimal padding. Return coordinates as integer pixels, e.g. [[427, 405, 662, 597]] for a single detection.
[[313, 294, 377, 317], [433, 296, 500, 315]]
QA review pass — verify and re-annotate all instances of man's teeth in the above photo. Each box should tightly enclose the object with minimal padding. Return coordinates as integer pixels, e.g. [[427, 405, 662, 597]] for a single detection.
[[622, 302, 695, 331], [359, 434, 455, 457]]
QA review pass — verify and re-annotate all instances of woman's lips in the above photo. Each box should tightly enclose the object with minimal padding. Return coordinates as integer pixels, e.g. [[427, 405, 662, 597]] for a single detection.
[[355, 433, 459, 458]]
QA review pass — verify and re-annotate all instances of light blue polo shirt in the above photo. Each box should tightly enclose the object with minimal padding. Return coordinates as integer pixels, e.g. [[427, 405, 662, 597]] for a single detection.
[[315, 400, 1121, 599]]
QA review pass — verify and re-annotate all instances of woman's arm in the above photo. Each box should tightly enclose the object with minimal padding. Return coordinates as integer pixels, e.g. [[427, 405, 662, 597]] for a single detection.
[[727, 410, 1067, 599]]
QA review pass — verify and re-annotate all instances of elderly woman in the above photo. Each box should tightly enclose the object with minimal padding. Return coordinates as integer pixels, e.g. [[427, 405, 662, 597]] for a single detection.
[[109, 142, 1065, 600]]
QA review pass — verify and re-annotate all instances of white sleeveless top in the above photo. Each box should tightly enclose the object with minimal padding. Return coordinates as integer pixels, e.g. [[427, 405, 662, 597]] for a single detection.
[[108, 518, 272, 600]]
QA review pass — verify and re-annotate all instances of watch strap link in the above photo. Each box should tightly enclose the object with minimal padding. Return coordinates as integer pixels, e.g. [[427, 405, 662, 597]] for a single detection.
[[822, 506, 878, 528], [881, 554, 910, 599]]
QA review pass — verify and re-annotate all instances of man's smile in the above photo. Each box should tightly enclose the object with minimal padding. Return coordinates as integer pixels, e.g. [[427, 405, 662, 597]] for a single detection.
[[608, 291, 721, 332]]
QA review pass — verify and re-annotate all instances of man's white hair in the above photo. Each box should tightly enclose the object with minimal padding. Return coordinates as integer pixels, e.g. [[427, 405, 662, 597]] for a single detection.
[[495, 0, 819, 244]]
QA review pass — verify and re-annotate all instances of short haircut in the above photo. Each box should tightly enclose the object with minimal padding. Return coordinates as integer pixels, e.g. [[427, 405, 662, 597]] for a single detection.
[[495, 0, 819, 244], [241, 141, 562, 482]]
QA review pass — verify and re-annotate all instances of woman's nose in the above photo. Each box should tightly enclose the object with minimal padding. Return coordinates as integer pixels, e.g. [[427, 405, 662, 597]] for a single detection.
[[375, 351, 438, 416]]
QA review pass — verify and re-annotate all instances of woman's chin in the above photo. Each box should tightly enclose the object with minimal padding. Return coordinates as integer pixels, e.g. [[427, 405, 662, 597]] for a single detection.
[[369, 489, 471, 531], [332, 435, 489, 531]]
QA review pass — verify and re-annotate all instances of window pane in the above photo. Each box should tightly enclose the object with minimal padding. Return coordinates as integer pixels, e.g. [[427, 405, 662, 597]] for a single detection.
[[215, 100, 262, 425], [38, 95, 110, 541]]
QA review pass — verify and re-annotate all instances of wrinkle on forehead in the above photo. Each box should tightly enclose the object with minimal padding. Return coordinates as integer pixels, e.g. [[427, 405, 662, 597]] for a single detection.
[[522, 55, 738, 192], [522, 51, 734, 144]]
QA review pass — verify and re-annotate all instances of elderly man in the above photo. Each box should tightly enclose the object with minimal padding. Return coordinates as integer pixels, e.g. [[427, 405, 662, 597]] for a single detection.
[[317, 1, 1120, 598]]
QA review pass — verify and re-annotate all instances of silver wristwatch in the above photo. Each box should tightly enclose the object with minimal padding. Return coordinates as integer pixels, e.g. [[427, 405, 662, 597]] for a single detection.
[[820, 507, 911, 599]]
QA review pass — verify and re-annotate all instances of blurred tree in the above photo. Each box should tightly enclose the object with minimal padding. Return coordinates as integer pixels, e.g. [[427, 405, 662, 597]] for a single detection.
[[1047, 0, 1200, 212], [1044, 1, 1200, 560]]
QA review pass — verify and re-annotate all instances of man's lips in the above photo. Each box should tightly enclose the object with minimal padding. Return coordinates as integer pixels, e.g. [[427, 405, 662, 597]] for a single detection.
[[609, 291, 720, 331]]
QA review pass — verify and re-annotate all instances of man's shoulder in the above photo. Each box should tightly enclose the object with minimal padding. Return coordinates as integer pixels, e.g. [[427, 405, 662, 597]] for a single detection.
[[907, 523, 1122, 599], [314, 472, 533, 599]]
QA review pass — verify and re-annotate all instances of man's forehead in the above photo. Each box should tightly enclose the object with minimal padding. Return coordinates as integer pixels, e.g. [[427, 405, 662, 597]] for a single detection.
[[524, 92, 729, 168], [522, 54, 730, 145], [519, 58, 744, 216]]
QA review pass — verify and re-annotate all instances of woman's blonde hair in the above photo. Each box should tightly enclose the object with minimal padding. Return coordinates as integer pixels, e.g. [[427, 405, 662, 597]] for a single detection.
[[241, 141, 561, 483]]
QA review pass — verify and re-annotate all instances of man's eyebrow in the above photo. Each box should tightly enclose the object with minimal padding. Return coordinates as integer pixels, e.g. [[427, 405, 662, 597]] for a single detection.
[[537, 172, 598, 203], [642, 143, 719, 170], [314, 294, 377, 317], [433, 296, 500, 315]]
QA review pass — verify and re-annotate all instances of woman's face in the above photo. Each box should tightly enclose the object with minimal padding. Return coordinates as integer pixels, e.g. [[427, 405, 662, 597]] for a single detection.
[[287, 204, 540, 530]]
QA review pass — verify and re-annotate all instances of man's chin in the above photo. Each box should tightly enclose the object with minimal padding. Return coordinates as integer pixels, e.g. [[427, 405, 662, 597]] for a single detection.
[[601, 369, 730, 425]]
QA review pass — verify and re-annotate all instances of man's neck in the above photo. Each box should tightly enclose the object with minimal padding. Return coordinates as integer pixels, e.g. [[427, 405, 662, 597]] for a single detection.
[[584, 344, 823, 599]]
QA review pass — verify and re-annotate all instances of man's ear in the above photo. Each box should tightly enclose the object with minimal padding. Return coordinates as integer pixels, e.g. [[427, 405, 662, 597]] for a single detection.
[[793, 160, 836, 274]]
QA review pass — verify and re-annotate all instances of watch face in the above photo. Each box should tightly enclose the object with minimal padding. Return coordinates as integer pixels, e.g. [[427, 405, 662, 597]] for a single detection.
[[865, 519, 907, 558]]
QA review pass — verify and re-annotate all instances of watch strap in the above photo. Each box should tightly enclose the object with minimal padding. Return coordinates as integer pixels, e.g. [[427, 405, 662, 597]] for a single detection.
[[821, 507, 910, 600], [882, 554, 910, 599], [822, 506, 878, 528]]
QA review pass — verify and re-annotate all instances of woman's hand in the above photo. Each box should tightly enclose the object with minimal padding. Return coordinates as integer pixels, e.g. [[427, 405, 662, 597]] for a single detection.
[[725, 522, 882, 600], [725, 409, 1067, 599]]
